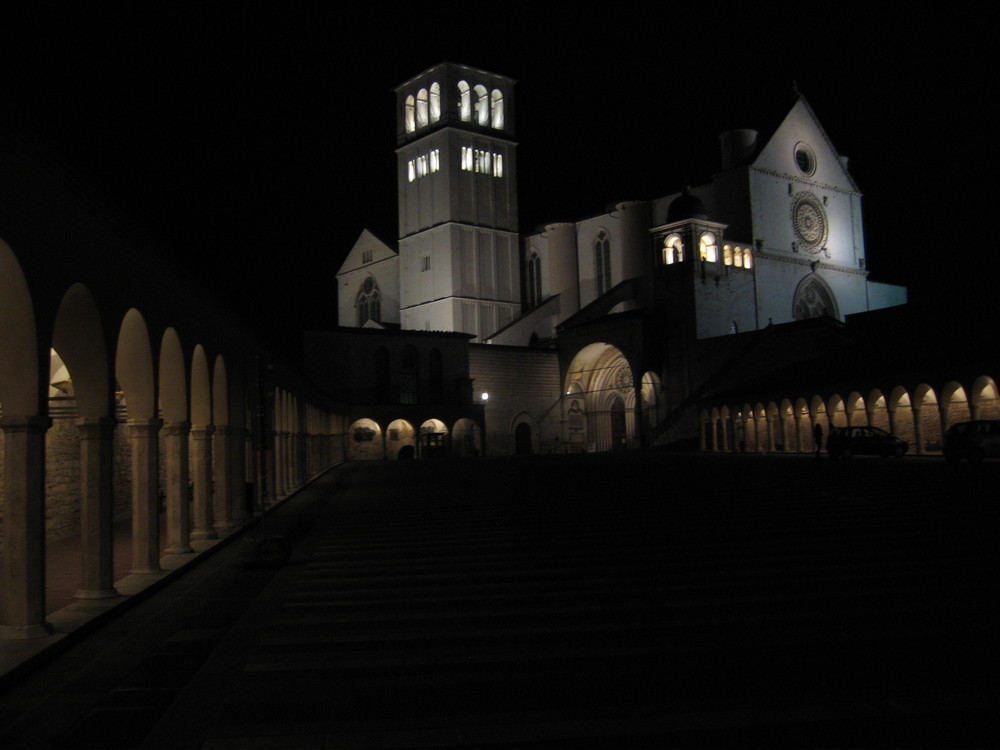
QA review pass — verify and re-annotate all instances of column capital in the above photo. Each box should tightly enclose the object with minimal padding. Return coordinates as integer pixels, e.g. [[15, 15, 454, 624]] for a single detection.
[[76, 416, 116, 439], [0, 415, 52, 434], [125, 418, 163, 438], [161, 421, 192, 437], [190, 424, 216, 439]]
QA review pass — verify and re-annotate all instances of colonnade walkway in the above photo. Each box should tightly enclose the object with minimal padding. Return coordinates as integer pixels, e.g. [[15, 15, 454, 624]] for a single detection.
[[1, 452, 998, 748]]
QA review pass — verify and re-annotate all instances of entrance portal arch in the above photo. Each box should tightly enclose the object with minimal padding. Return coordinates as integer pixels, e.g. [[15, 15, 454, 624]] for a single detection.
[[563, 343, 636, 452]]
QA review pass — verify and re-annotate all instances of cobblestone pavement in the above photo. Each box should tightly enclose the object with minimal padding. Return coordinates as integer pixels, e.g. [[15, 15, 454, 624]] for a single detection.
[[1, 452, 998, 748]]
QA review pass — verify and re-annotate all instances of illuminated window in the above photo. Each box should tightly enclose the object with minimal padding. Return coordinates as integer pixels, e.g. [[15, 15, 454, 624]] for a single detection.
[[744, 249, 753, 269], [356, 277, 381, 326], [734, 246, 743, 268], [663, 234, 683, 264], [491, 88, 504, 129], [461, 146, 473, 171], [407, 161, 416, 182], [430, 148, 440, 172], [723, 245, 732, 265], [429, 82, 441, 122], [461, 146, 502, 177], [408, 149, 440, 181], [458, 81, 471, 121], [493, 153, 503, 177], [595, 230, 612, 295], [404, 95, 415, 133], [416, 88, 429, 128], [474, 84, 489, 125], [699, 232, 718, 262], [527, 252, 542, 308]]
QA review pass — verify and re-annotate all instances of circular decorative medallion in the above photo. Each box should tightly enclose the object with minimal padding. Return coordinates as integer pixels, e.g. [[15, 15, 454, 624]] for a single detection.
[[791, 193, 828, 252], [614, 366, 631, 390]]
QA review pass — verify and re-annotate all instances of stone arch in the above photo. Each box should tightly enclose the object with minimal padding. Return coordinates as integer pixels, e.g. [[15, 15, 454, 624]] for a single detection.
[[640, 371, 664, 429], [511, 412, 536, 456], [971, 376, 1000, 419], [114, 308, 160, 575], [349, 418, 383, 460], [766, 402, 781, 452], [890, 386, 914, 447], [52, 284, 110, 420], [869, 390, 890, 432], [914, 384, 942, 453], [386, 419, 416, 460], [941, 381, 971, 430], [418, 418, 448, 458], [845, 391, 866, 426], [779, 399, 795, 452], [452, 418, 481, 457], [792, 273, 839, 321], [564, 342, 636, 452], [794, 398, 811, 452], [0, 238, 40, 416], [828, 394, 848, 428], [115, 309, 156, 420]]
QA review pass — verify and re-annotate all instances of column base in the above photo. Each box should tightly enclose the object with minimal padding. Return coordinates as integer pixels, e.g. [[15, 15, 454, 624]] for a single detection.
[[130, 566, 162, 576], [74, 588, 120, 600], [163, 545, 193, 555], [0, 622, 54, 640], [190, 529, 218, 541]]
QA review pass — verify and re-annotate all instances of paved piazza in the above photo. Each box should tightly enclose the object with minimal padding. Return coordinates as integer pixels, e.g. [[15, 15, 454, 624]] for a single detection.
[[1, 452, 998, 748]]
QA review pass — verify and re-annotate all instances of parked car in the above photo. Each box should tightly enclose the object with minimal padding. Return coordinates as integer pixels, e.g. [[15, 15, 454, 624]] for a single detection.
[[827, 426, 908, 458], [943, 420, 1000, 464]]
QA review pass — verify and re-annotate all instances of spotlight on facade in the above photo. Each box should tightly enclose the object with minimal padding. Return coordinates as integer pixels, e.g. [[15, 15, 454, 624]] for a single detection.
[[481, 392, 489, 401]]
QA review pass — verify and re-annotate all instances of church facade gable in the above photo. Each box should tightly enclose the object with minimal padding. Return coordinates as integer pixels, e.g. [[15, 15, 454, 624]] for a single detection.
[[337, 230, 400, 328]]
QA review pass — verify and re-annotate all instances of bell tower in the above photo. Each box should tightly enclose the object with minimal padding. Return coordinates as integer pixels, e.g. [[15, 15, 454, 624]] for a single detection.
[[395, 62, 521, 341]]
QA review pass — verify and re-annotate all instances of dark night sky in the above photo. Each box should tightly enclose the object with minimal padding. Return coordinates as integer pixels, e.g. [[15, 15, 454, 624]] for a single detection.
[[2, 7, 989, 346]]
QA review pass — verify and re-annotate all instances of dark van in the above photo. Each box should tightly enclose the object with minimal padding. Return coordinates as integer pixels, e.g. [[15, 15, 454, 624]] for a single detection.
[[943, 420, 1000, 464]]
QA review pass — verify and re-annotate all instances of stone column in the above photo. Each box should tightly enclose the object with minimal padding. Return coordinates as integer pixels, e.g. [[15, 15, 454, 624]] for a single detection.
[[912, 406, 925, 455], [189, 424, 217, 541], [161, 421, 192, 554], [126, 419, 162, 574], [212, 425, 236, 532], [0, 415, 52, 639], [76, 417, 118, 599]]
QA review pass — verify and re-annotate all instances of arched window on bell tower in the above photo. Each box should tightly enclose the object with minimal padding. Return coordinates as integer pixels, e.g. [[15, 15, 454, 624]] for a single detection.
[[457, 80, 471, 121], [474, 84, 489, 125], [356, 276, 381, 326], [663, 234, 684, 265], [491, 88, 504, 129], [404, 95, 416, 133], [429, 82, 441, 123], [416, 88, 429, 128]]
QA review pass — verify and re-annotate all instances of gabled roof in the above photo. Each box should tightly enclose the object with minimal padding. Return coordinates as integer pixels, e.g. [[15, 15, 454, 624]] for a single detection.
[[752, 95, 859, 193], [336, 229, 397, 277]]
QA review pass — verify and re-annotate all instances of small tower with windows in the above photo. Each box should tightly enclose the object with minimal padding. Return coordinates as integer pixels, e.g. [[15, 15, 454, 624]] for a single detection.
[[395, 63, 521, 341]]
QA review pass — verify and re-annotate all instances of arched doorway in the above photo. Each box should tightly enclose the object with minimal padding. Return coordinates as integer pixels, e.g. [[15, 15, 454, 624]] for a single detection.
[[514, 422, 532, 455], [564, 343, 636, 452]]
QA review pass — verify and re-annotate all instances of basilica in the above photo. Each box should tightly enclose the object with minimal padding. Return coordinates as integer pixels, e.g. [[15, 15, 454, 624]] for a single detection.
[[318, 61, 913, 458]]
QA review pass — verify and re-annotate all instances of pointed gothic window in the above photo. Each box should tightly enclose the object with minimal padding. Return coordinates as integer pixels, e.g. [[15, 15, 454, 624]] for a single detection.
[[357, 276, 381, 326], [595, 230, 612, 295]]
